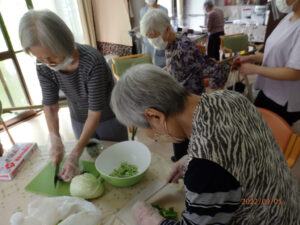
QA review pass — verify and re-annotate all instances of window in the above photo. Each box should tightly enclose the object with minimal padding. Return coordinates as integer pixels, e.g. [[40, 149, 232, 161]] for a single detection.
[[159, 0, 206, 31], [185, 0, 206, 30], [0, 0, 84, 122]]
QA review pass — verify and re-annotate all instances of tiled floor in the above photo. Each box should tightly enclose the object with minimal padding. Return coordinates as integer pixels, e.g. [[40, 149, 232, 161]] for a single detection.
[[0, 107, 299, 185]]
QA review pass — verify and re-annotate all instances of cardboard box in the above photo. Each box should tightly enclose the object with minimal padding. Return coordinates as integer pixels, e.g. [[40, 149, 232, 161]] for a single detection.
[[0, 143, 37, 181]]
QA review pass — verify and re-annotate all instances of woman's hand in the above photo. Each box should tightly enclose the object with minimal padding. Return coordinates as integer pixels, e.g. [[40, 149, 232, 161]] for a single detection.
[[131, 201, 164, 225], [231, 56, 252, 71], [59, 151, 81, 182], [49, 133, 65, 166], [166, 155, 188, 184]]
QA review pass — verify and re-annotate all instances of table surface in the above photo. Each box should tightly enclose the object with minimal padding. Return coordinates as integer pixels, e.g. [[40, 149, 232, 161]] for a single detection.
[[0, 141, 184, 225]]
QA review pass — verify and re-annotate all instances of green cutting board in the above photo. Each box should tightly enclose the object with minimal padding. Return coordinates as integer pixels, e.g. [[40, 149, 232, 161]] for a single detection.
[[25, 160, 99, 196]]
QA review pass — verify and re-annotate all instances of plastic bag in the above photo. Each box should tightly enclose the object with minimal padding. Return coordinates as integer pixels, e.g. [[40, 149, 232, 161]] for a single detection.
[[10, 196, 101, 225], [225, 70, 253, 102]]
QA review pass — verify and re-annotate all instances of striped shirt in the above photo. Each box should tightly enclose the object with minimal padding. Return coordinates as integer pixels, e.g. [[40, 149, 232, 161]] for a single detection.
[[161, 90, 300, 225], [37, 43, 115, 123]]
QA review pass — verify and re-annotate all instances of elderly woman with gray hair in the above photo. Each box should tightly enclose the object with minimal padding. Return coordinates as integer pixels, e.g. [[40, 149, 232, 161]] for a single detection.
[[111, 64, 300, 225], [140, 8, 229, 162], [19, 10, 128, 182]]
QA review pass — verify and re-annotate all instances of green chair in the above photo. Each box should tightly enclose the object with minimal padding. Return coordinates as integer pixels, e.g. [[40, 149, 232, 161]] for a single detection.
[[112, 53, 152, 80], [220, 33, 256, 59]]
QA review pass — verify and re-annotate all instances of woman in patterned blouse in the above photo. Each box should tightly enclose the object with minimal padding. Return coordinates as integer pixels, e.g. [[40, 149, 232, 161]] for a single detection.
[[111, 64, 300, 225], [140, 8, 229, 161]]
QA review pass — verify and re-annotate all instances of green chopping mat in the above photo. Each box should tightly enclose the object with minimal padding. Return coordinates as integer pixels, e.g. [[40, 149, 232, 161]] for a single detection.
[[25, 160, 99, 196]]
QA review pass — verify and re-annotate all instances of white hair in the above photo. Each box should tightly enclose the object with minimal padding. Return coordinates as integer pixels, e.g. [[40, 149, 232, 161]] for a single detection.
[[204, 0, 215, 9], [110, 64, 189, 128], [140, 8, 171, 36], [19, 9, 74, 57]]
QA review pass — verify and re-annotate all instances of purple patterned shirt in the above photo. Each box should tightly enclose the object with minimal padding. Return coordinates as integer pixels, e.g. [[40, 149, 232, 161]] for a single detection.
[[166, 34, 227, 95]]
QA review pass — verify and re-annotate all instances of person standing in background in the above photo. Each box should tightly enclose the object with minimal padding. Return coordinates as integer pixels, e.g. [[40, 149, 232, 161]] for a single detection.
[[140, 0, 168, 67], [232, 0, 300, 126], [204, 0, 225, 61]]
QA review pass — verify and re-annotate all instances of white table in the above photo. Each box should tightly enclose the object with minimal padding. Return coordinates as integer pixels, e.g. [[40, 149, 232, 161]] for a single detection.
[[0, 141, 184, 225]]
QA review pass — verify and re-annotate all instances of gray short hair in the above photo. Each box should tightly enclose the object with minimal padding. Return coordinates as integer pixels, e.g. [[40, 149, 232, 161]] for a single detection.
[[140, 8, 171, 36], [204, 0, 214, 9], [19, 9, 74, 57], [110, 64, 189, 128]]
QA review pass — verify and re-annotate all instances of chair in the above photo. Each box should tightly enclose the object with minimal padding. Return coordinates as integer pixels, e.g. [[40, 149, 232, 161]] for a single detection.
[[195, 44, 206, 54], [112, 53, 152, 140], [112, 53, 152, 80], [257, 107, 300, 168], [220, 33, 256, 59]]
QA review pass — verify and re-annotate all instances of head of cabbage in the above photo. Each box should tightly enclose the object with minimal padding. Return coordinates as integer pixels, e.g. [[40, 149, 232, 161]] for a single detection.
[[70, 173, 104, 199]]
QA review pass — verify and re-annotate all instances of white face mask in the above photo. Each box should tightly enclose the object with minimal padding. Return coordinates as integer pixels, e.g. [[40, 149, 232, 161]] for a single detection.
[[146, 0, 156, 6], [149, 35, 168, 50], [275, 0, 296, 13], [47, 56, 73, 71]]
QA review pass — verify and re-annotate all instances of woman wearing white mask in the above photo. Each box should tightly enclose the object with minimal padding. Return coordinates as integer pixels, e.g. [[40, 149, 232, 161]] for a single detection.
[[232, 0, 300, 126], [139, 0, 168, 67], [111, 64, 300, 225], [141, 8, 229, 162], [19, 10, 128, 182]]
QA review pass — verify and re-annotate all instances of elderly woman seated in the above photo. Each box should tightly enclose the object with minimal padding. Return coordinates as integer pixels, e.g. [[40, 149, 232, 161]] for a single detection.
[[110, 64, 300, 225], [140, 9, 230, 161]]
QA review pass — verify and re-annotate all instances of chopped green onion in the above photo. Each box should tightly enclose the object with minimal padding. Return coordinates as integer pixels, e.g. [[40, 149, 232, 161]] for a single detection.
[[109, 162, 138, 177]]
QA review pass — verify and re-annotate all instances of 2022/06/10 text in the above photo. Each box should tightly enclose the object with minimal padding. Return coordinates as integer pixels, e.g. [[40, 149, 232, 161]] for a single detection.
[[242, 198, 283, 206]]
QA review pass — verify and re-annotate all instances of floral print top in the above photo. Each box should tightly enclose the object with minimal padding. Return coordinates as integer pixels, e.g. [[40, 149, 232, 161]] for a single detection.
[[166, 34, 228, 95]]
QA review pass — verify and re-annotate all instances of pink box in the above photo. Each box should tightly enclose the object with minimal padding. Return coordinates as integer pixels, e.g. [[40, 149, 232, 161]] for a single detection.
[[0, 143, 37, 181]]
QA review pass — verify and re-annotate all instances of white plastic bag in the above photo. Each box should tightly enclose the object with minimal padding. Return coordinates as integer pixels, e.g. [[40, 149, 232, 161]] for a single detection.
[[10, 196, 101, 225], [225, 70, 253, 102]]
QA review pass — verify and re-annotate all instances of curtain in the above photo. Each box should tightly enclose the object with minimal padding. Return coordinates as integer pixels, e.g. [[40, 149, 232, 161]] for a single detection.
[[92, 0, 133, 56], [177, 0, 184, 26], [76, 0, 97, 48]]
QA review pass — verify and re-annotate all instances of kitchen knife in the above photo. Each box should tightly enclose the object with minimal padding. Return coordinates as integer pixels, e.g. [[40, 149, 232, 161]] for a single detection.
[[144, 182, 168, 202]]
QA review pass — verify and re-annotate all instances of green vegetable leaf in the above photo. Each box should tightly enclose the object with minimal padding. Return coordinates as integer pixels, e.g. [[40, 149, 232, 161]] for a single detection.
[[109, 162, 138, 178], [152, 204, 178, 220]]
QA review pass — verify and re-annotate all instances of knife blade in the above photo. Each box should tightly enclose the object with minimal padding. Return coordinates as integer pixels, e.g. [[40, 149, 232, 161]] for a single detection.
[[54, 163, 60, 188], [144, 182, 168, 202]]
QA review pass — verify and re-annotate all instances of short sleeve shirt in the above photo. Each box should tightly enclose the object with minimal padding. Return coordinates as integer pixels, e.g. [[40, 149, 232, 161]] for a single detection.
[[254, 13, 300, 112], [37, 43, 115, 123]]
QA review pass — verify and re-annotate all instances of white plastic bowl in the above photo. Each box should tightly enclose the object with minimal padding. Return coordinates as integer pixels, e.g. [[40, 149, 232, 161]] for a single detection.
[[95, 141, 151, 187]]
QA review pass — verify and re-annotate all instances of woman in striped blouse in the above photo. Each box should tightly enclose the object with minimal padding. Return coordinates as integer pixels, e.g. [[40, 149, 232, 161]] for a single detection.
[[19, 10, 128, 182], [111, 64, 300, 225]]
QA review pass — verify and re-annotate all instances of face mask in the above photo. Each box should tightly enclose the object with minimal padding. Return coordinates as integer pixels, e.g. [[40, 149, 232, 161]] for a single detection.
[[149, 35, 168, 50], [153, 121, 185, 143], [47, 56, 73, 71], [146, 0, 156, 6], [275, 0, 295, 13]]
